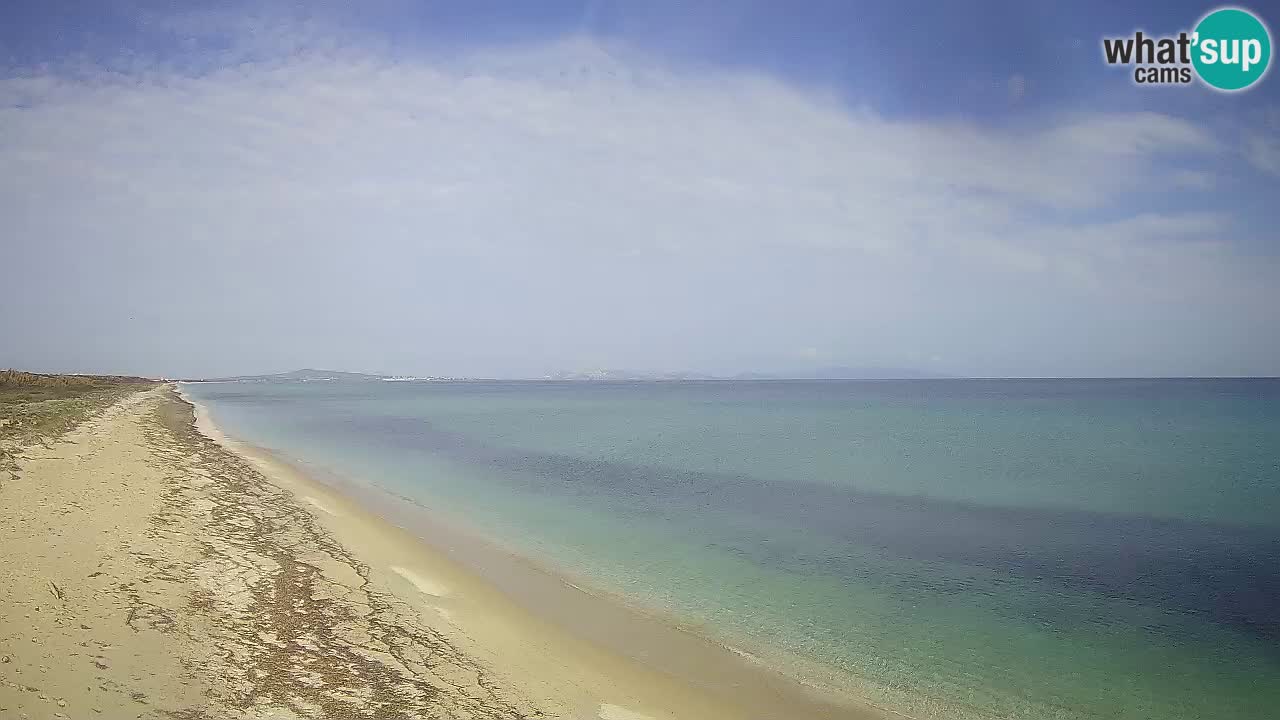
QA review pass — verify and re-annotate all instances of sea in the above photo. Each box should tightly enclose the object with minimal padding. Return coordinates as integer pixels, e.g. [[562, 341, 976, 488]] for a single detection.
[[180, 378, 1280, 720]]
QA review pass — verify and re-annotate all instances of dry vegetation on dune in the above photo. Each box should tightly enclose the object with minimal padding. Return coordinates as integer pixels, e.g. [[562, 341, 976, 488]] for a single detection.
[[0, 369, 155, 400], [0, 369, 156, 478]]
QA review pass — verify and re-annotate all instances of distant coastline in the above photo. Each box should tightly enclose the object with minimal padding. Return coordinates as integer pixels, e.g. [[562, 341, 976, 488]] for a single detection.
[[183, 368, 1280, 383], [184, 366, 955, 383]]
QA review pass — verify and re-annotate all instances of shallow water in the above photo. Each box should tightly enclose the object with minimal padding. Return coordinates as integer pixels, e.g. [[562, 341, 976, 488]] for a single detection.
[[182, 378, 1280, 719]]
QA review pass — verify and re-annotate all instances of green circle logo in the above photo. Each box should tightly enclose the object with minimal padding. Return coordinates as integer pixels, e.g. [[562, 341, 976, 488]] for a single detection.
[[1192, 7, 1272, 91]]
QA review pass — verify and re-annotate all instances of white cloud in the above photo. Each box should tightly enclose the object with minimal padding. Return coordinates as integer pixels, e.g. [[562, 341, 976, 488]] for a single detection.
[[1245, 131, 1280, 176], [0, 29, 1276, 377], [0, 41, 1233, 259]]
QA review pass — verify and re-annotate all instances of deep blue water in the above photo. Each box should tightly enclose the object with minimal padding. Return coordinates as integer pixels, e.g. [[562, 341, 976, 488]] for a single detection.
[[182, 378, 1280, 719]]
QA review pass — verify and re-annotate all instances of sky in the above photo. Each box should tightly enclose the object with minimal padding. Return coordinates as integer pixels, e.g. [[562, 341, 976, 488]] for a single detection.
[[1, 0, 1278, 378]]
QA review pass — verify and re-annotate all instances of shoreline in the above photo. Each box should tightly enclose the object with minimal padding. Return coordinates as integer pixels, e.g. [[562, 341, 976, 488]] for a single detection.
[[4, 385, 544, 718], [179, 384, 890, 720]]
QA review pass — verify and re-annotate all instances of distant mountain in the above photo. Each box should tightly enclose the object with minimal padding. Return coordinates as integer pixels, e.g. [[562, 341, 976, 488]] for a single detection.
[[188, 368, 385, 382], [278, 368, 382, 381]]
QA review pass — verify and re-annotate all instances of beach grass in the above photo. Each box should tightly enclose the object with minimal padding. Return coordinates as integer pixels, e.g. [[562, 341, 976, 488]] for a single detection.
[[0, 369, 155, 476]]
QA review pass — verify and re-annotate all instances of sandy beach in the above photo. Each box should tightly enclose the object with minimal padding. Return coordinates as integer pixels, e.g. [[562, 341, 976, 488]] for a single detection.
[[1, 384, 880, 719]]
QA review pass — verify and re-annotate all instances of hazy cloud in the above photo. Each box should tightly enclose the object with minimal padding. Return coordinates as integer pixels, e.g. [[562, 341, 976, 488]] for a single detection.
[[1, 20, 1277, 378]]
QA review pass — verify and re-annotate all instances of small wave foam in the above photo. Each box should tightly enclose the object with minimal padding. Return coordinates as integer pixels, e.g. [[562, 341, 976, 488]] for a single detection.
[[390, 565, 451, 597], [597, 704, 655, 720]]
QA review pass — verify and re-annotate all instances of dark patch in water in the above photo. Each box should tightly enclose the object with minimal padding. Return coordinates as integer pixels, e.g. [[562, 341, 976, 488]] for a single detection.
[[329, 413, 1280, 650]]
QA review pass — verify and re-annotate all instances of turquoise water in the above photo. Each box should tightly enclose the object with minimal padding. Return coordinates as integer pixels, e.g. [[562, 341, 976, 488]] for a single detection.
[[182, 379, 1280, 719]]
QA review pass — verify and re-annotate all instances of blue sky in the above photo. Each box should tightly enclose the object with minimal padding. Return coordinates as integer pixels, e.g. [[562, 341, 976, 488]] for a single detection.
[[1, 1, 1278, 377], [7, 1, 1276, 115]]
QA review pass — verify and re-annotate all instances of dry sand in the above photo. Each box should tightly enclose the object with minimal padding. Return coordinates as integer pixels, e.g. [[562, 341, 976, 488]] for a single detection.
[[1, 385, 883, 719]]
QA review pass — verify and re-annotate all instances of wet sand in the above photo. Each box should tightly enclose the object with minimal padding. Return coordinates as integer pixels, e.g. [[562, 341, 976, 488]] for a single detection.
[[1, 385, 887, 719]]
